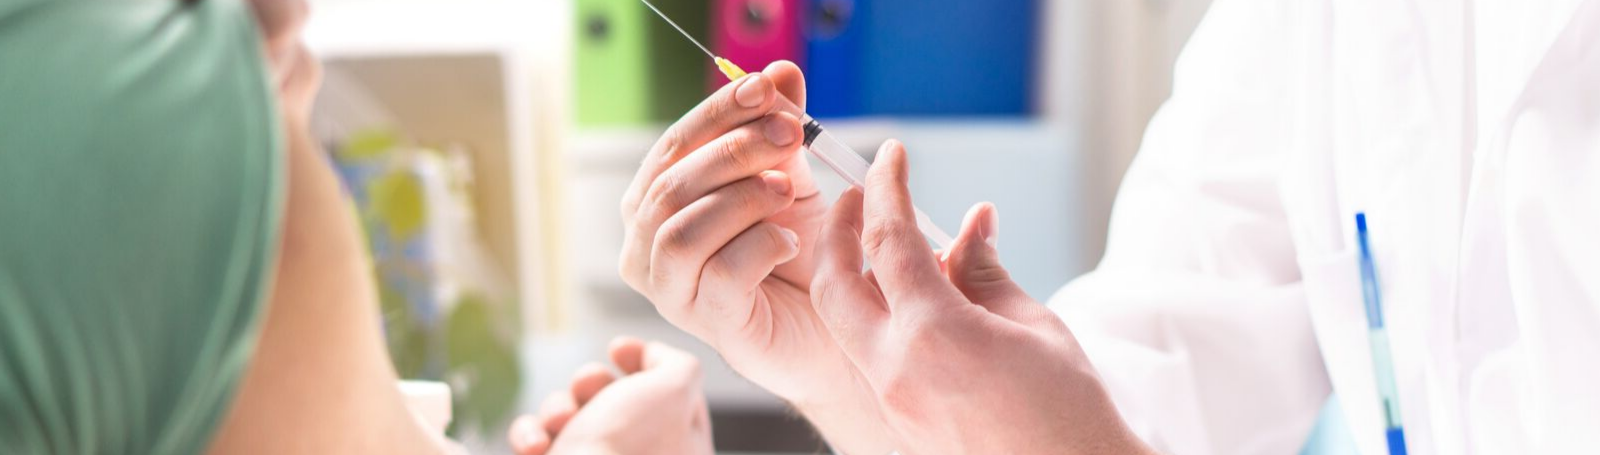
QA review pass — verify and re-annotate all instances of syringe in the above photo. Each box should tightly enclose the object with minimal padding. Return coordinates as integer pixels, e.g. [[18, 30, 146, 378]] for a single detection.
[[639, 0, 954, 250]]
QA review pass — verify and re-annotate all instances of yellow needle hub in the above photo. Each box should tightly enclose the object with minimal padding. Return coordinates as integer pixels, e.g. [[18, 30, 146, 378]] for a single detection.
[[714, 57, 748, 81]]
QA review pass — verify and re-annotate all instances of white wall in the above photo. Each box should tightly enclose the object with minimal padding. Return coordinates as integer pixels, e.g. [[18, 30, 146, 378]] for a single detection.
[[1069, 0, 1215, 266]]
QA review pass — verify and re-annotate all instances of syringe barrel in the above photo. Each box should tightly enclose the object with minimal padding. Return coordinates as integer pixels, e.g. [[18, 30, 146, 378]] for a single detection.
[[769, 95, 954, 250]]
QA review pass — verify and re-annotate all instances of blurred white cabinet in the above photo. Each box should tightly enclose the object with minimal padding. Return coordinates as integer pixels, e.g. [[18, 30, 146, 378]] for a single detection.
[[305, 0, 567, 334]]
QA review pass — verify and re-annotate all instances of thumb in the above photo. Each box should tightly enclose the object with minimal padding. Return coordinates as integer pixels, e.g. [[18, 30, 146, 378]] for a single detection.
[[946, 203, 1031, 316]]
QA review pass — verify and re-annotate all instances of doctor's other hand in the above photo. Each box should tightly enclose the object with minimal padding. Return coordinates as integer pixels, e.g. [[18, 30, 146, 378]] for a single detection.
[[617, 61, 893, 453], [811, 141, 1157, 455], [507, 338, 712, 455]]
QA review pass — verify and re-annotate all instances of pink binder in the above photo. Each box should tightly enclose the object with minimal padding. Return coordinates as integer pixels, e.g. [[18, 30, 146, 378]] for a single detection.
[[709, 0, 803, 90]]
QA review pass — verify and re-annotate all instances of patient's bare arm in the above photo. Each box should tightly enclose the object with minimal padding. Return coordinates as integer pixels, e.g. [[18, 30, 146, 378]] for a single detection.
[[207, 1, 453, 452]]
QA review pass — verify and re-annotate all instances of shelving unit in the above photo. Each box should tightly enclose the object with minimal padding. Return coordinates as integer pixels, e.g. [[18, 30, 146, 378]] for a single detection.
[[306, 0, 564, 332]]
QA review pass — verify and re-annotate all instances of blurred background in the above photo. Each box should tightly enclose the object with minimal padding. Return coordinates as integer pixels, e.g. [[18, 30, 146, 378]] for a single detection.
[[301, 0, 1213, 451]]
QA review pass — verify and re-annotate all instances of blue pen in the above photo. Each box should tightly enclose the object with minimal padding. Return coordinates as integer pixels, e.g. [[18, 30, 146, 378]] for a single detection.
[[1356, 213, 1407, 455]]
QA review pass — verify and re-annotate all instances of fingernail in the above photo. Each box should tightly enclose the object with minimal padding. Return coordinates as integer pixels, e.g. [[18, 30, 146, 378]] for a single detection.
[[761, 171, 792, 196], [511, 418, 544, 449], [779, 228, 799, 247], [735, 74, 767, 108], [518, 425, 540, 448], [764, 115, 796, 146], [878, 139, 898, 155], [981, 204, 999, 248]]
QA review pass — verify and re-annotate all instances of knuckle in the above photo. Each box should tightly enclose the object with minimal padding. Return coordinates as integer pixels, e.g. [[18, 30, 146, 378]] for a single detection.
[[702, 94, 739, 126], [713, 133, 759, 171], [809, 282, 852, 327], [809, 279, 837, 308], [876, 372, 921, 415], [733, 180, 780, 213], [760, 223, 789, 247], [654, 219, 697, 260], [669, 366, 702, 396], [645, 173, 691, 213], [647, 260, 675, 293], [618, 248, 645, 290], [865, 169, 903, 194], [678, 356, 703, 382], [903, 320, 944, 348], [703, 253, 738, 284], [963, 261, 1012, 287], [860, 221, 911, 258], [651, 128, 691, 165]]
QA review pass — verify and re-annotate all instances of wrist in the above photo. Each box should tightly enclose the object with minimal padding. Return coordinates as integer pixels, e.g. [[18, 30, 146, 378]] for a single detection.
[[789, 385, 896, 455]]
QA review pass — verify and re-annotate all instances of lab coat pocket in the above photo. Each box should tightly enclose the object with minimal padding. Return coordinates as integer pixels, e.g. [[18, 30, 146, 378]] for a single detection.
[[1296, 248, 1386, 455]]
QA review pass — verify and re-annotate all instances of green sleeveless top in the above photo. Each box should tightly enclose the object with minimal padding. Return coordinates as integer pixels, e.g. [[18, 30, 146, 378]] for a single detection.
[[0, 0, 283, 453]]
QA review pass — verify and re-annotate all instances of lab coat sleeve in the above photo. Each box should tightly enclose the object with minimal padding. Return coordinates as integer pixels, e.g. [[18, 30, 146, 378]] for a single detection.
[[1047, 1, 1330, 454]]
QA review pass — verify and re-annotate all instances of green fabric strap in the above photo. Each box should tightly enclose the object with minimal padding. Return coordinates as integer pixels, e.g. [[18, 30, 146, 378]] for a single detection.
[[0, 0, 283, 453]]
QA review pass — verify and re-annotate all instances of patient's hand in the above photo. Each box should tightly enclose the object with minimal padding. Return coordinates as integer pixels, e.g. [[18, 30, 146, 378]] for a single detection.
[[244, 0, 319, 125], [508, 338, 713, 455]]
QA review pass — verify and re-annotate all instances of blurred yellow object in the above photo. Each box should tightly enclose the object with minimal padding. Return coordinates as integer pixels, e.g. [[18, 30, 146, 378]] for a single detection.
[[714, 56, 747, 80]]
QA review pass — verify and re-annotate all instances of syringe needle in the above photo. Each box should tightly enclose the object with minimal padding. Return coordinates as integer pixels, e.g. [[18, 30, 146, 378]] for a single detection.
[[638, 0, 716, 59]]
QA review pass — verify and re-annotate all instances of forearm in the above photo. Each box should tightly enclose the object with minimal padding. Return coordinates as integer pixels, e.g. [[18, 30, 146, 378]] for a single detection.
[[794, 398, 896, 455]]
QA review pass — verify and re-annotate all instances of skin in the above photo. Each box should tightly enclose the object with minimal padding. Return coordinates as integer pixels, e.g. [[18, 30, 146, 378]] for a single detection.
[[616, 61, 895, 453], [506, 338, 714, 455], [207, 0, 450, 453], [208, 2, 702, 453], [216, 1, 1145, 451], [810, 143, 1158, 455], [625, 61, 1156, 453]]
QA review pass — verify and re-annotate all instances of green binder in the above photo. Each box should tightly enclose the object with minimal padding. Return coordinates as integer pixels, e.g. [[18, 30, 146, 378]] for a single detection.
[[575, 0, 709, 126]]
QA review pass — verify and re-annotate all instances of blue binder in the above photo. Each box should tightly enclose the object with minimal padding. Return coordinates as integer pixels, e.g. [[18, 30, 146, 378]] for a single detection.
[[804, 0, 862, 117], [857, 0, 1037, 116]]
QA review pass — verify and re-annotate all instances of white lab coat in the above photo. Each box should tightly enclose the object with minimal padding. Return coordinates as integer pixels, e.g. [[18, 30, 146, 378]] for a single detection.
[[1047, 0, 1600, 453]]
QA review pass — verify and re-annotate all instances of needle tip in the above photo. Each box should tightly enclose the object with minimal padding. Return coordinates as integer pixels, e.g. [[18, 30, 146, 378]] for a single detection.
[[638, 0, 715, 58]]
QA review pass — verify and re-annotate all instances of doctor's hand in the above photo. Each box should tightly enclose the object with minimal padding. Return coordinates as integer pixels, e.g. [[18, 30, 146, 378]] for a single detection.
[[617, 61, 892, 453], [811, 141, 1157, 455], [507, 338, 713, 455]]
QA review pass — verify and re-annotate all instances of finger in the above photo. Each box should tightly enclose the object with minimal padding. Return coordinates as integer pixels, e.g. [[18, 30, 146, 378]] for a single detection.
[[810, 188, 888, 356], [536, 390, 578, 436], [860, 140, 960, 310], [247, 0, 309, 71], [507, 415, 552, 455], [763, 60, 806, 110], [637, 341, 703, 387], [608, 336, 647, 375], [698, 222, 801, 323], [646, 172, 797, 312], [569, 362, 616, 407], [758, 60, 821, 211], [279, 44, 322, 121], [622, 72, 781, 214], [758, 61, 822, 213], [634, 112, 802, 223], [621, 115, 803, 291], [946, 203, 1034, 320]]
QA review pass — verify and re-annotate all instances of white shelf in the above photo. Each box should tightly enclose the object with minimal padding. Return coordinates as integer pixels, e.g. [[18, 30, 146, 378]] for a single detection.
[[568, 118, 1060, 171], [305, 0, 554, 58]]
